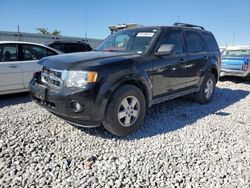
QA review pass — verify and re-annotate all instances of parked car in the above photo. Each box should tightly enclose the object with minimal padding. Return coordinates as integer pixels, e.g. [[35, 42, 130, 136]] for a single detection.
[[220, 46, 250, 81], [47, 41, 92, 53], [0, 41, 62, 95], [30, 23, 221, 136]]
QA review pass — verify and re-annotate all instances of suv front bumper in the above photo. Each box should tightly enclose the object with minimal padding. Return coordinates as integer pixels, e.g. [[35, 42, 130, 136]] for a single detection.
[[29, 78, 103, 127]]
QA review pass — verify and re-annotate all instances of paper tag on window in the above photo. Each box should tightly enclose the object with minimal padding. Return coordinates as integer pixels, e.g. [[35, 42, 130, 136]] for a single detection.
[[136, 32, 155, 37]]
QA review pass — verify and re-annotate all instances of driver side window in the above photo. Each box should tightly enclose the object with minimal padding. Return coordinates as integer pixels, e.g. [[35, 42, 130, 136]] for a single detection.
[[157, 30, 184, 54]]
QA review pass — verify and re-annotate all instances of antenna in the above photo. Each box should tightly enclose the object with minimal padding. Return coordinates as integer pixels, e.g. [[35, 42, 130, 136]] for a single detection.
[[232, 30, 235, 46], [85, 11, 88, 42]]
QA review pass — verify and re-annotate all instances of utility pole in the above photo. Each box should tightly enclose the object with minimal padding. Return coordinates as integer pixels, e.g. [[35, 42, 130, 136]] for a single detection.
[[17, 25, 20, 41]]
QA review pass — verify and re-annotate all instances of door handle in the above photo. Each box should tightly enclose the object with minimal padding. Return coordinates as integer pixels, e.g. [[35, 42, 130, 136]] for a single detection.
[[9, 65, 18, 68], [179, 58, 185, 63]]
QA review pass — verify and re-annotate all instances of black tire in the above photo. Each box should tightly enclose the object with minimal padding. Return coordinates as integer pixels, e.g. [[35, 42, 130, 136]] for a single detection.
[[245, 75, 250, 82], [194, 73, 216, 104], [102, 85, 146, 136]]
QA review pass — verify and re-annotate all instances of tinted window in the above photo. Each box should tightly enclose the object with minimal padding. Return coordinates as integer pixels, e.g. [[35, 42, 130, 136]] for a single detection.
[[0, 44, 18, 62], [185, 31, 204, 53], [202, 33, 219, 51], [21, 44, 47, 60], [50, 43, 62, 51], [65, 43, 81, 53], [79, 44, 92, 51], [46, 49, 57, 56], [157, 30, 184, 54], [21, 44, 56, 60]]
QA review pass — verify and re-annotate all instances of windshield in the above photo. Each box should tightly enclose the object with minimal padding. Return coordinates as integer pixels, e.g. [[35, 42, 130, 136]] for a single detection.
[[223, 49, 250, 57], [96, 28, 159, 54]]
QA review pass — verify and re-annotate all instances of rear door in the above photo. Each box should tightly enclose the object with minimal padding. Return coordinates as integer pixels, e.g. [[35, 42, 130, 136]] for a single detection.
[[184, 30, 207, 87], [0, 44, 24, 92], [19, 44, 58, 88], [151, 29, 187, 96]]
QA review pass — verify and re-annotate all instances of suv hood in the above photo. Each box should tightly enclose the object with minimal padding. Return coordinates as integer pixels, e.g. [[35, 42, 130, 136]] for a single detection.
[[39, 51, 141, 70]]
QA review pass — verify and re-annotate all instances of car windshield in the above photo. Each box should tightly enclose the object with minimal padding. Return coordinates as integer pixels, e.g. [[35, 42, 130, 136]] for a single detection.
[[223, 49, 250, 57], [96, 28, 159, 54]]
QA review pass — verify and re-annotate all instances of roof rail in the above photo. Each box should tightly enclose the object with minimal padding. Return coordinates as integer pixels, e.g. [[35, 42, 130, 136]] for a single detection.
[[173, 22, 205, 30], [109, 23, 141, 34]]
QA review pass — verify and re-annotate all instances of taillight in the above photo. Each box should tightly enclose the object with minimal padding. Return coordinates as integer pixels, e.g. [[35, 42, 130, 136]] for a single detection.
[[242, 59, 248, 72]]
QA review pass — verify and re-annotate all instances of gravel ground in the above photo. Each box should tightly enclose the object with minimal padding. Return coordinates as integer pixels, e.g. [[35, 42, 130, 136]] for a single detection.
[[0, 78, 250, 188]]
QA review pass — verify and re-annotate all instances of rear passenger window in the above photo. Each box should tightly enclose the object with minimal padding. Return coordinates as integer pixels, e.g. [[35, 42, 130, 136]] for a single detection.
[[185, 31, 204, 53], [202, 33, 219, 51], [50, 44, 62, 51], [157, 30, 184, 54], [65, 43, 81, 53], [0, 44, 18, 62]]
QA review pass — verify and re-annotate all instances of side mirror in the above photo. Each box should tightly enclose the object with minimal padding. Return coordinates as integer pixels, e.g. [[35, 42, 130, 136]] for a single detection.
[[155, 44, 174, 56]]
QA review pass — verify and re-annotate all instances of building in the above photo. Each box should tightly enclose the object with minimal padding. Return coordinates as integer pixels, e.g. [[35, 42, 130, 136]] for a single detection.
[[0, 31, 103, 48]]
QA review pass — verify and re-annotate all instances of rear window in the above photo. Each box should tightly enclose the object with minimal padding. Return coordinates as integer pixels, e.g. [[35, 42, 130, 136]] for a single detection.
[[223, 49, 250, 57], [185, 31, 204, 53], [202, 33, 219, 51]]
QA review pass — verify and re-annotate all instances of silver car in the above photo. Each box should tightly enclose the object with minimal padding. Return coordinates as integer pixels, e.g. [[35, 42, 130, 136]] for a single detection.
[[0, 41, 62, 95]]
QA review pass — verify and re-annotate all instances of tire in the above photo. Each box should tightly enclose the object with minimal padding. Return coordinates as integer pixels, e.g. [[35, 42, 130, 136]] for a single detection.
[[245, 75, 250, 82], [194, 73, 216, 104], [102, 84, 146, 136]]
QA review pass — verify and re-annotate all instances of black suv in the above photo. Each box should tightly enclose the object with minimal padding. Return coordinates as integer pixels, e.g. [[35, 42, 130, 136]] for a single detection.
[[30, 23, 221, 136], [47, 41, 92, 53]]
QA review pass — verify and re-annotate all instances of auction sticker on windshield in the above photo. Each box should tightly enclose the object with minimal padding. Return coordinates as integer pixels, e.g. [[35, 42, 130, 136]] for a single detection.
[[136, 32, 155, 37]]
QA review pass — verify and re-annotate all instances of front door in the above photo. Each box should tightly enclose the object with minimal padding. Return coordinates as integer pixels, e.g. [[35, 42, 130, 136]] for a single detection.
[[150, 29, 187, 97]]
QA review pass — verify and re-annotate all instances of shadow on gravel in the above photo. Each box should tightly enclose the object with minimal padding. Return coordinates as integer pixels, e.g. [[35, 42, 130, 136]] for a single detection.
[[80, 87, 249, 140], [219, 76, 250, 84], [0, 92, 31, 108]]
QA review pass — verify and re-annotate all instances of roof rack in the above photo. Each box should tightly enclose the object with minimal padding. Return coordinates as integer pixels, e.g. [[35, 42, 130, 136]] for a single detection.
[[109, 23, 141, 34], [173, 22, 205, 30]]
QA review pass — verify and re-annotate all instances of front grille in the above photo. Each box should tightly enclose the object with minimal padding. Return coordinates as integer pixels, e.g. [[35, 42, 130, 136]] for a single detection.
[[41, 67, 64, 89]]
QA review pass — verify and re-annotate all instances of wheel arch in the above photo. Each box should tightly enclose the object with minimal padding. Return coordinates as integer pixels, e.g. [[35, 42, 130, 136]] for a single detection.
[[108, 78, 152, 109]]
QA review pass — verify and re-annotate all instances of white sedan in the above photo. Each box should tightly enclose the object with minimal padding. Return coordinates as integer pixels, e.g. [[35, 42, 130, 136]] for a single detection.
[[0, 41, 62, 95]]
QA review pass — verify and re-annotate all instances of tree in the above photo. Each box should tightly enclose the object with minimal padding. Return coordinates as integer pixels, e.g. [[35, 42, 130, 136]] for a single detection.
[[51, 29, 61, 36], [36, 28, 50, 35]]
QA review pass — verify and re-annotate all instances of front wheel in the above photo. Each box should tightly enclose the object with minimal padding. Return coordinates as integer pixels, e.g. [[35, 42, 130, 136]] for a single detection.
[[102, 85, 146, 136], [194, 73, 216, 104]]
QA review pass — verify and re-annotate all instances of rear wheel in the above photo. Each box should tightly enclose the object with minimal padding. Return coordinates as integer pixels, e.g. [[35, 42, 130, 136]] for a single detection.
[[194, 73, 216, 104], [245, 75, 250, 82], [103, 85, 146, 136]]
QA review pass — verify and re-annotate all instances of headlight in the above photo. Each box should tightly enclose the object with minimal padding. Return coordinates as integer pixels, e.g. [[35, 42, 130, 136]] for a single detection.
[[65, 71, 98, 88]]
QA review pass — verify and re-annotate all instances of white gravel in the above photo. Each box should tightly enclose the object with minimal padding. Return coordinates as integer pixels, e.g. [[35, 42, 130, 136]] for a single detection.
[[0, 79, 250, 188]]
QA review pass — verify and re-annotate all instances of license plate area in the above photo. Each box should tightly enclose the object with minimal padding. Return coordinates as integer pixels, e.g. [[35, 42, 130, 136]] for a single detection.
[[35, 84, 47, 101]]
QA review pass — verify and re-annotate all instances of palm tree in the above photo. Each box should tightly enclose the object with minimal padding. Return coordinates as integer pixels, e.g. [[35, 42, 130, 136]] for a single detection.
[[51, 29, 61, 36], [36, 28, 50, 35]]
